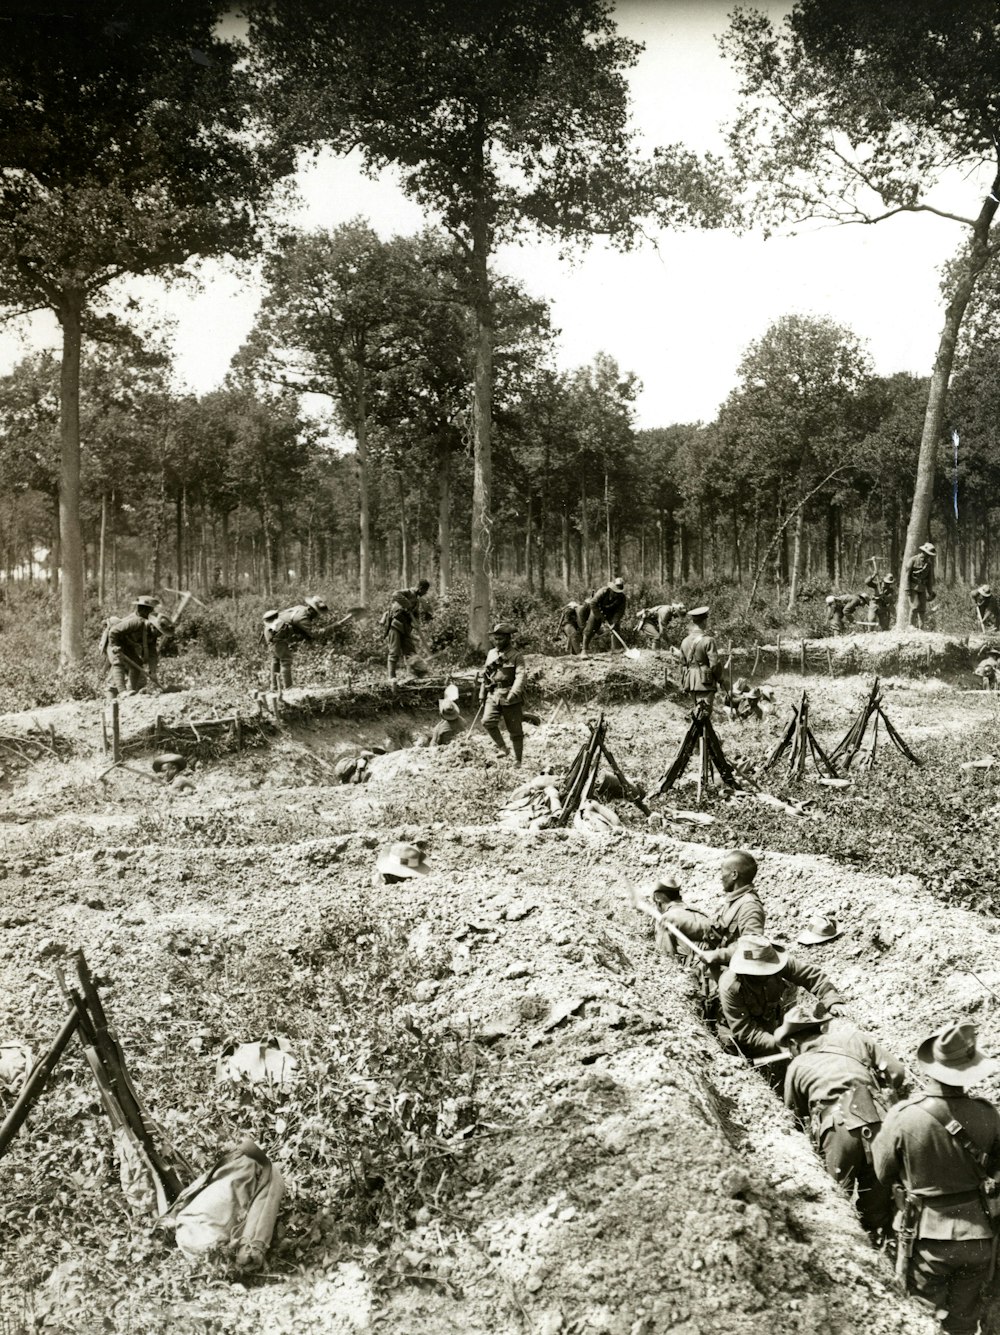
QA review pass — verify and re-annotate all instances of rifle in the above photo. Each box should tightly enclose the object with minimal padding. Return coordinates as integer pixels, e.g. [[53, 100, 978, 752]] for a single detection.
[[752, 1051, 791, 1068], [892, 1183, 919, 1290]]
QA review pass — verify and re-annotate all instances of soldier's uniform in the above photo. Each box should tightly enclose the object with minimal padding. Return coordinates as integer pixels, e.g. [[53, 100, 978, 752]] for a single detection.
[[429, 701, 463, 747], [678, 607, 721, 713], [263, 598, 325, 689], [971, 585, 999, 632], [716, 936, 846, 1061], [386, 582, 429, 679], [558, 602, 584, 655], [635, 603, 686, 647], [661, 882, 765, 956], [783, 1012, 905, 1235], [481, 622, 526, 763], [106, 598, 160, 694], [905, 544, 936, 629], [865, 573, 895, 631], [873, 1021, 1000, 1335], [581, 578, 627, 654], [825, 593, 868, 635]]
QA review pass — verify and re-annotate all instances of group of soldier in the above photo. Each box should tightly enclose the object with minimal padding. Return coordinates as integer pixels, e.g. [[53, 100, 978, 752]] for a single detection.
[[649, 854, 1000, 1335]]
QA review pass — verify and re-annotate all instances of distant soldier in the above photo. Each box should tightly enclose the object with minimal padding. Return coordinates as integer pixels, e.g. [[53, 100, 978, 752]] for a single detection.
[[105, 595, 161, 695], [716, 935, 847, 1062], [865, 570, 896, 631], [905, 542, 937, 630], [634, 602, 686, 648], [971, 584, 999, 633], [558, 601, 586, 655], [678, 606, 723, 713], [580, 577, 627, 655], [480, 621, 526, 764], [974, 644, 1000, 690], [385, 579, 431, 680], [778, 1001, 906, 1237], [825, 592, 869, 635], [873, 1020, 1000, 1334], [262, 596, 328, 689]]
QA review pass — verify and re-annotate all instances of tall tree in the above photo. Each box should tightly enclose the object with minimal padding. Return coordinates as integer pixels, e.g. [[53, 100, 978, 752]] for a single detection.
[[723, 0, 1000, 628], [0, 2, 287, 662], [251, 0, 723, 647]]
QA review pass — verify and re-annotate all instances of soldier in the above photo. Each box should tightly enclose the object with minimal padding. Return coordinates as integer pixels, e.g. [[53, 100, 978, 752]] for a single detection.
[[716, 934, 847, 1062], [873, 1020, 1000, 1335], [580, 577, 627, 656], [971, 584, 1000, 633], [429, 699, 464, 747], [778, 1001, 906, 1236], [825, 592, 869, 635], [105, 595, 161, 694], [865, 570, 896, 631], [480, 621, 526, 764], [262, 596, 328, 689], [634, 602, 687, 648], [678, 606, 723, 713], [974, 644, 1000, 690], [385, 579, 431, 680], [558, 601, 585, 655], [905, 542, 937, 630], [658, 850, 765, 956]]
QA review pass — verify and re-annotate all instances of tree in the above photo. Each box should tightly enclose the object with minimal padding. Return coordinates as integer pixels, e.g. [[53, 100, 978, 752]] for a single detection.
[[723, 0, 1000, 629], [251, 0, 723, 647], [0, 2, 287, 662], [719, 315, 872, 608]]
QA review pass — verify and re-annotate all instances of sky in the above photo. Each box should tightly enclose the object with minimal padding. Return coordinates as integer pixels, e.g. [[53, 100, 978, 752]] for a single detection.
[[0, 0, 977, 431]]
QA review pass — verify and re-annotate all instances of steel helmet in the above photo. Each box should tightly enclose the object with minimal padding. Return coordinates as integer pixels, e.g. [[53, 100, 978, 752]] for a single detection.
[[491, 621, 514, 636]]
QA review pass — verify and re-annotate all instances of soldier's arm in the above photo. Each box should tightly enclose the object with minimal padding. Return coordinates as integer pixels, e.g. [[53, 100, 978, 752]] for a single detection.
[[862, 1035, 907, 1090], [660, 903, 715, 942], [783, 1062, 809, 1120], [784, 954, 847, 1009], [290, 613, 314, 641], [736, 896, 766, 937], [871, 1109, 904, 1186], [507, 654, 526, 701]]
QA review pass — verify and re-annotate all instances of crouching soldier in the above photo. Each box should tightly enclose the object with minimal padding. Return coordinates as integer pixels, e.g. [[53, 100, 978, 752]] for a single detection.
[[480, 621, 526, 764], [716, 935, 847, 1064], [778, 1001, 905, 1237], [873, 1021, 1000, 1335], [635, 603, 686, 648], [558, 601, 585, 655], [262, 596, 328, 689], [865, 571, 896, 631], [384, 579, 431, 680], [429, 699, 464, 746], [825, 592, 869, 635], [974, 645, 1000, 690], [972, 584, 1000, 633], [581, 577, 627, 656]]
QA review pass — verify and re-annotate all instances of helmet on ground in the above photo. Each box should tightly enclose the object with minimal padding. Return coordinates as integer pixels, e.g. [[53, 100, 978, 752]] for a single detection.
[[304, 596, 328, 614]]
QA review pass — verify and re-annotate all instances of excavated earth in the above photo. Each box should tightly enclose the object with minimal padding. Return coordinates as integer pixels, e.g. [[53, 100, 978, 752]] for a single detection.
[[1, 644, 998, 1334]]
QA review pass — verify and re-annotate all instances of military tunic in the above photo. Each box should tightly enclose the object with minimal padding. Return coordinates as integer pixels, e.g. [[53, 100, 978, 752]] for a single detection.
[[107, 613, 160, 693], [264, 604, 318, 688], [717, 955, 846, 1060], [874, 1091, 1000, 1334], [678, 629, 720, 710], [905, 553, 935, 629]]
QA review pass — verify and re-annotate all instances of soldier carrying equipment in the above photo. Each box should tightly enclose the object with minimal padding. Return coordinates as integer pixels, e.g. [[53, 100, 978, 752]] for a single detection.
[[480, 621, 526, 764], [384, 579, 430, 680], [905, 542, 937, 630], [971, 584, 999, 633], [865, 567, 895, 631], [580, 577, 627, 656], [825, 592, 869, 635], [103, 596, 161, 695], [262, 596, 328, 689], [873, 1020, 1000, 1332]]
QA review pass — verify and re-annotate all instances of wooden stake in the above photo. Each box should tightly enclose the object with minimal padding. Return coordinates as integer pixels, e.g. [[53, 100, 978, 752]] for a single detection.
[[111, 699, 121, 763]]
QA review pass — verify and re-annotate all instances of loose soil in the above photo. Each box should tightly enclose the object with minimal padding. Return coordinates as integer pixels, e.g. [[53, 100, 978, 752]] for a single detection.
[[2, 647, 998, 1334]]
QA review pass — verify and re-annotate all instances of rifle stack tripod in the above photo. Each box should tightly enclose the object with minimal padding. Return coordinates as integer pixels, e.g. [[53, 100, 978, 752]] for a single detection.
[[558, 711, 650, 824], [0, 952, 189, 1213], [650, 702, 740, 802]]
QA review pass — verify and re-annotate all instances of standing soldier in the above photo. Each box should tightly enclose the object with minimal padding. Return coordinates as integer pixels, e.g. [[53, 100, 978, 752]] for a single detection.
[[678, 606, 723, 713], [385, 579, 431, 680], [262, 596, 328, 689], [825, 592, 869, 635], [873, 1020, 1000, 1335], [105, 595, 161, 695], [971, 584, 1000, 633], [778, 1001, 906, 1237], [865, 570, 896, 631], [905, 542, 937, 630], [480, 621, 526, 764], [580, 577, 627, 656]]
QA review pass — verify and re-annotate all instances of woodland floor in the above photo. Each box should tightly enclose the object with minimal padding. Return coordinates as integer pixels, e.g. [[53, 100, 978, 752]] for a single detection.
[[0, 635, 998, 1335]]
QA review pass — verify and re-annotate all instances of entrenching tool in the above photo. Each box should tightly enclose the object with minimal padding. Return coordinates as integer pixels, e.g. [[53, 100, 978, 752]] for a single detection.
[[609, 626, 641, 660], [627, 886, 712, 963]]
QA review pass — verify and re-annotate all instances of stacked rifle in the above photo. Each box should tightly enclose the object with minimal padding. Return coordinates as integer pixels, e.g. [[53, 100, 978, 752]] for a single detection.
[[0, 952, 189, 1214], [829, 678, 920, 773], [762, 690, 840, 783]]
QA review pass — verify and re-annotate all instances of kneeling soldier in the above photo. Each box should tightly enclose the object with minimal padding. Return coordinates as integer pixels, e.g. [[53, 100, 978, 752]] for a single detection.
[[480, 622, 526, 764], [779, 1001, 905, 1237], [873, 1021, 1000, 1335]]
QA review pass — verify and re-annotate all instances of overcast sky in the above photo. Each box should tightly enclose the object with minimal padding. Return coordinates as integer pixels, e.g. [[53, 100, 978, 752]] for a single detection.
[[0, 0, 977, 431]]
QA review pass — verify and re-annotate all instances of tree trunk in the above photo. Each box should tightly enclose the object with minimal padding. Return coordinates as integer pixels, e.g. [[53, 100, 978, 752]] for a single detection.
[[561, 507, 571, 589], [732, 501, 742, 585], [98, 491, 107, 606], [356, 370, 371, 607], [604, 470, 612, 579], [525, 492, 534, 592], [57, 290, 84, 663], [580, 470, 590, 589], [397, 470, 410, 586], [468, 175, 493, 651], [895, 176, 1000, 628], [787, 498, 805, 611], [437, 440, 451, 596]]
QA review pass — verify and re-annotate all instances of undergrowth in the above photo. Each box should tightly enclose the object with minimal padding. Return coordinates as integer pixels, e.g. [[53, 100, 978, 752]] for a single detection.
[[0, 894, 483, 1331]]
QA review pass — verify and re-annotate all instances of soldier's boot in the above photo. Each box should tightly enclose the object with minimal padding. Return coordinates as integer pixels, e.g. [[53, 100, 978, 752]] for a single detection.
[[485, 724, 508, 756], [280, 662, 293, 690], [387, 655, 397, 680], [510, 734, 523, 766]]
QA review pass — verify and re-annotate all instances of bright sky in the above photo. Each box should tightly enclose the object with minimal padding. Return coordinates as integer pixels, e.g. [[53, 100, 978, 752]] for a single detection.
[[0, 0, 975, 429]]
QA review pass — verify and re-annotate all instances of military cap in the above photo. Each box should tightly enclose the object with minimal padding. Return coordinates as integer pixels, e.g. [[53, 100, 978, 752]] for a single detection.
[[135, 595, 157, 611], [438, 700, 460, 719], [730, 935, 787, 976], [883, 573, 895, 583], [919, 542, 936, 556], [376, 841, 430, 880], [612, 577, 625, 590], [491, 621, 514, 636], [774, 1001, 832, 1044], [915, 1020, 999, 1086], [151, 753, 186, 774], [304, 596, 328, 614], [796, 913, 843, 946], [688, 605, 710, 619]]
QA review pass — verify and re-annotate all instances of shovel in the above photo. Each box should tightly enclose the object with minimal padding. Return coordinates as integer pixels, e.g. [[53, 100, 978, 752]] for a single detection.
[[609, 627, 641, 661]]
